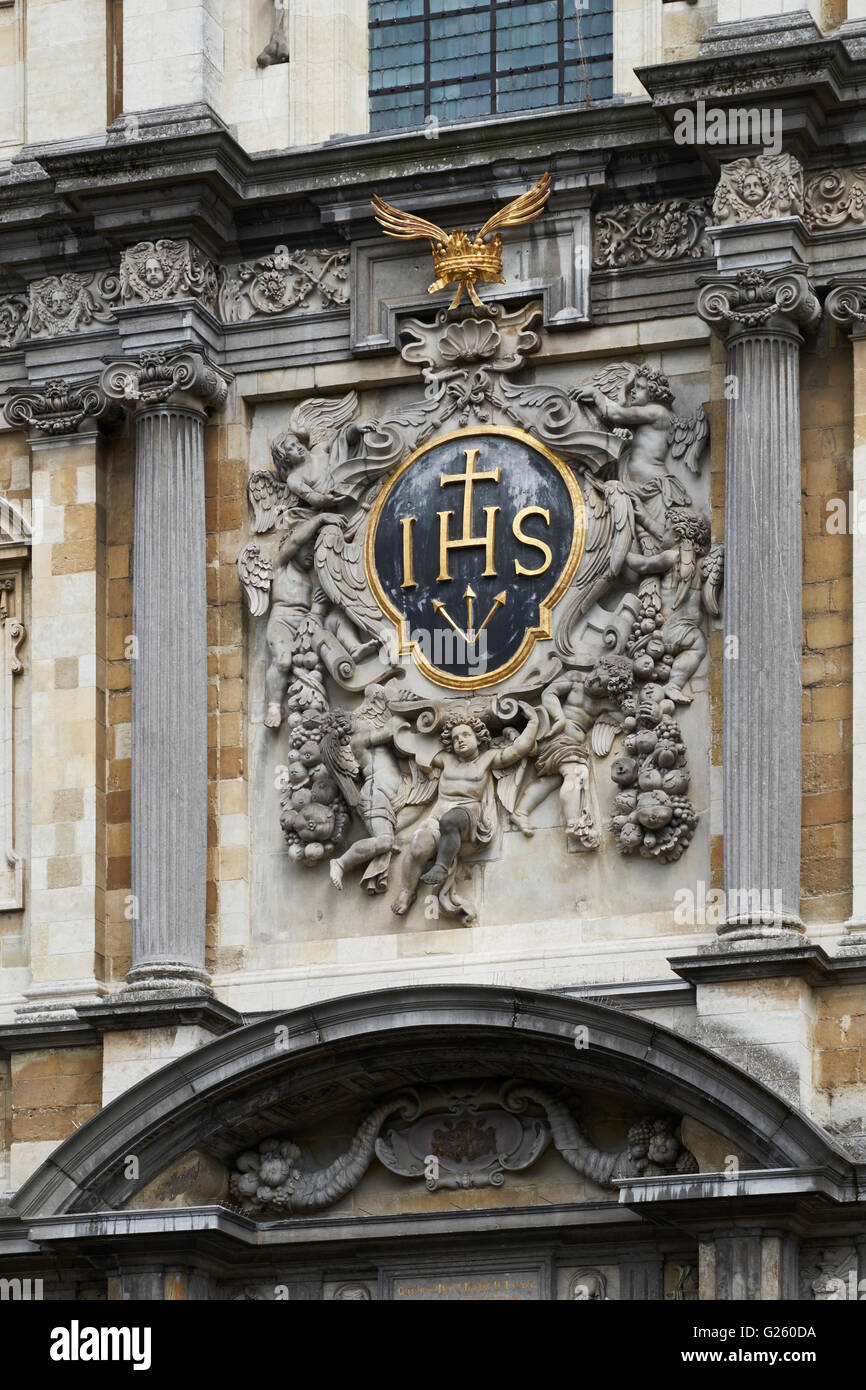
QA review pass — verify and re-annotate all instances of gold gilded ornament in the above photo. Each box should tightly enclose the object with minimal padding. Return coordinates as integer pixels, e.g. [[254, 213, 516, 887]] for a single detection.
[[371, 172, 551, 309]]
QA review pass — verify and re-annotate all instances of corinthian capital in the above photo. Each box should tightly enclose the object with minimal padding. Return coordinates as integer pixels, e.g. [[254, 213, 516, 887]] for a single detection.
[[5, 377, 113, 435], [100, 348, 231, 410], [696, 265, 820, 337], [825, 281, 866, 328]]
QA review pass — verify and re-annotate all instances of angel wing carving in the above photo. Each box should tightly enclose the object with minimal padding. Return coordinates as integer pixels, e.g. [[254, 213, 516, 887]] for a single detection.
[[290, 391, 359, 450], [700, 543, 724, 617], [237, 541, 273, 617], [314, 521, 386, 638], [554, 480, 636, 663], [668, 407, 709, 475], [247, 470, 288, 533]]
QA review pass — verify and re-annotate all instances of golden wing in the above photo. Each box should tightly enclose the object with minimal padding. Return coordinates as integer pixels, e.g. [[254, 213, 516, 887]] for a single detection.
[[476, 171, 551, 242], [370, 194, 451, 247]]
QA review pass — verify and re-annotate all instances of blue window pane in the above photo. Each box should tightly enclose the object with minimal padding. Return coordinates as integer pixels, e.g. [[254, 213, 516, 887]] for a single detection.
[[370, 0, 613, 130]]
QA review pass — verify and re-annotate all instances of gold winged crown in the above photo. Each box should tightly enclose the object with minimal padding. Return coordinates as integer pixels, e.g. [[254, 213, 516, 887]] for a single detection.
[[371, 171, 551, 310]]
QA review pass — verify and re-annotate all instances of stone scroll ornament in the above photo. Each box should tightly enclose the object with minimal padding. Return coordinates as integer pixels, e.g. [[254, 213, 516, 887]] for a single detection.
[[236, 179, 719, 923], [592, 199, 712, 269], [218, 247, 349, 322], [228, 1085, 698, 1217]]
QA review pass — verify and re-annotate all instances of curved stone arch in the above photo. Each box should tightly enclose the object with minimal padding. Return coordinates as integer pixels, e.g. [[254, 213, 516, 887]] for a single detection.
[[14, 985, 854, 1218]]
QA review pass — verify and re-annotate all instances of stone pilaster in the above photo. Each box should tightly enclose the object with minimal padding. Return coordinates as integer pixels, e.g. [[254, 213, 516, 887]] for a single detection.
[[697, 265, 820, 939], [5, 381, 116, 1019], [699, 1229, 798, 1301], [102, 349, 230, 996], [826, 281, 866, 951]]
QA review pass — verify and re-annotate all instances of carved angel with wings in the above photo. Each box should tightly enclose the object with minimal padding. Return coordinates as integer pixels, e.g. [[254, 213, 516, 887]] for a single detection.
[[511, 661, 625, 854], [371, 172, 551, 309], [575, 363, 708, 549], [237, 393, 395, 727], [245, 391, 361, 535], [321, 685, 438, 895], [620, 507, 724, 705]]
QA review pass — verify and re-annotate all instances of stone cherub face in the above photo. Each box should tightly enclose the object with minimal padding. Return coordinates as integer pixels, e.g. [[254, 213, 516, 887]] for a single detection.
[[451, 723, 479, 759], [440, 715, 490, 760], [143, 256, 167, 288], [740, 170, 770, 207]]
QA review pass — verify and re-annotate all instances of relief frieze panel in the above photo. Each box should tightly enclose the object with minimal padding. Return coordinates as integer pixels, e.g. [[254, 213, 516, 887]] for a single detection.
[[238, 295, 718, 929]]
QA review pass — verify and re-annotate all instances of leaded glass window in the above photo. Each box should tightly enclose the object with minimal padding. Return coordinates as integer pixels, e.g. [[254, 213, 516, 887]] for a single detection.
[[369, 0, 613, 132]]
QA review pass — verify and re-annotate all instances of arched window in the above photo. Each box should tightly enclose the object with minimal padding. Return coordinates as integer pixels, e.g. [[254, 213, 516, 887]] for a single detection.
[[369, 0, 613, 133]]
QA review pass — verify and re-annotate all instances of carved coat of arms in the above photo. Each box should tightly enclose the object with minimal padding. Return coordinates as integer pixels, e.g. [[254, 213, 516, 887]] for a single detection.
[[236, 185, 722, 929]]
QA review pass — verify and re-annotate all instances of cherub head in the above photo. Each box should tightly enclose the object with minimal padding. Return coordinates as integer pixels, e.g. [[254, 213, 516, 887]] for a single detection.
[[143, 256, 166, 289], [584, 654, 633, 704], [272, 430, 309, 482], [440, 713, 490, 760], [629, 366, 674, 408], [739, 168, 771, 207], [665, 506, 711, 555]]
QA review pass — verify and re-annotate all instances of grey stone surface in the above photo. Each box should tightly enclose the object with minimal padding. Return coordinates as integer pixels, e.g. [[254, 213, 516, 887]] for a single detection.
[[698, 264, 819, 935]]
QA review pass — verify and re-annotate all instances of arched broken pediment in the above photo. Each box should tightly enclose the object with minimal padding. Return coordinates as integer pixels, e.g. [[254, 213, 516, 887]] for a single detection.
[[13, 985, 857, 1222]]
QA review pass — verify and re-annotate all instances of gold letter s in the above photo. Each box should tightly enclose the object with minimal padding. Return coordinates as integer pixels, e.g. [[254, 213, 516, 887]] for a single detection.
[[513, 506, 552, 576]]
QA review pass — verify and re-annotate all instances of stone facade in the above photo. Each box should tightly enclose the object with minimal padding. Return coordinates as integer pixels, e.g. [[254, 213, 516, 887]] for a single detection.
[[0, 0, 863, 1307]]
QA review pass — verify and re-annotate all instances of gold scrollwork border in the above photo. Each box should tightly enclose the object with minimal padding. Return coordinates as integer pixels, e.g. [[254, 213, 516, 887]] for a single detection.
[[364, 424, 586, 691]]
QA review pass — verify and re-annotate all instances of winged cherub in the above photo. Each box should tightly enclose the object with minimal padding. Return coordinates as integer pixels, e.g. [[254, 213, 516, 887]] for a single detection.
[[371, 172, 551, 309], [391, 704, 539, 925], [620, 507, 724, 705], [321, 684, 437, 895], [576, 364, 708, 548], [511, 658, 627, 852], [246, 391, 361, 534]]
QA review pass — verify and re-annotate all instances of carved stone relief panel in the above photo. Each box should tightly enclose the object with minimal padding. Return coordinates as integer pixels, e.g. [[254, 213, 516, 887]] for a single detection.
[[240, 296, 717, 936]]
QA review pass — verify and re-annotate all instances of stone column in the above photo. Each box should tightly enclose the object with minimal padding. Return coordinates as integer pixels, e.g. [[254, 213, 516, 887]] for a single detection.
[[5, 381, 115, 1017], [697, 266, 820, 938], [826, 282, 866, 950], [102, 350, 230, 996]]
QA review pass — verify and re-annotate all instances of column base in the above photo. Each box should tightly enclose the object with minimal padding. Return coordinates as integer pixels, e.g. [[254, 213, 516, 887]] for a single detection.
[[122, 959, 212, 999], [717, 917, 804, 944]]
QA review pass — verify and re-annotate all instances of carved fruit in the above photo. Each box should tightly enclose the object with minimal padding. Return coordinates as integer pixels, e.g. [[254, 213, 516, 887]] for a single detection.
[[640, 618, 655, 634], [614, 789, 638, 813], [635, 789, 673, 829], [619, 821, 643, 849], [623, 716, 637, 731], [304, 841, 325, 862], [623, 735, 638, 755], [633, 654, 656, 680], [611, 755, 639, 786], [656, 742, 677, 768], [646, 638, 665, 659], [663, 769, 690, 795], [634, 729, 658, 754], [638, 766, 663, 790]]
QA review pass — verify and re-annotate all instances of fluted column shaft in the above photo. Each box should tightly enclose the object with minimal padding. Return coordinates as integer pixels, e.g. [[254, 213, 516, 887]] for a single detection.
[[127, 404, 208, 989], [698, 266, 820, 936], [723, 325, 803, 929]]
